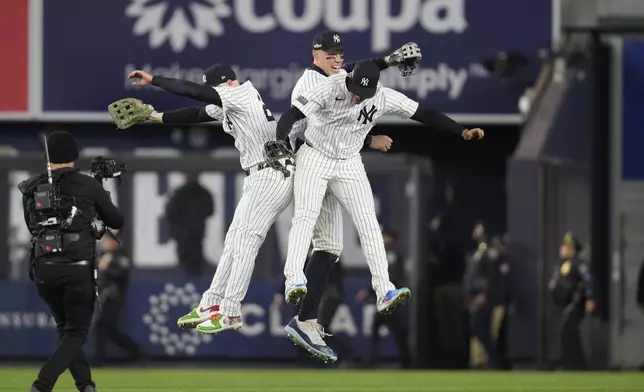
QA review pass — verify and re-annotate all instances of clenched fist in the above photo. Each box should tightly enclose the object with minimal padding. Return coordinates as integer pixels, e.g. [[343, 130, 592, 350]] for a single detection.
[[462, 128, 485, 140], [370, 135, 393, 152]]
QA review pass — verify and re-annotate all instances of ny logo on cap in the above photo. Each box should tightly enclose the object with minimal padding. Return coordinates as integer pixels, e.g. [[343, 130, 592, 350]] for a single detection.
[[333, 34, 340, 43], [361, 78, 369, 87], [202, 75, 207, 83]]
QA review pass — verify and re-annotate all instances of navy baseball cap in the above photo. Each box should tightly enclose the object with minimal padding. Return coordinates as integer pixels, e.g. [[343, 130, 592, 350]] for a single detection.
[[203, 64, 236, 86], [312, 30, 343, 53], [347, 61, 379, 99]]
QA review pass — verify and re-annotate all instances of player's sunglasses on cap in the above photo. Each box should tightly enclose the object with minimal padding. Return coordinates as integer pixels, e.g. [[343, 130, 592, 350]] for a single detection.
[[347, 61, 379, 100], [203, 64, 237, 86], [312, 30, 344, 53]]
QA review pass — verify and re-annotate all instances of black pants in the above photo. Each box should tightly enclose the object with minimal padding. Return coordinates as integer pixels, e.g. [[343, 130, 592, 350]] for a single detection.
[[33, 263, 96, 392], [176, 239, 206, 277], [94, 297, 142, 362], [433, 284, 468, 368], [369, 312, 411, 368], [470, 305, 500, 368], [560, 304, 587, 370]]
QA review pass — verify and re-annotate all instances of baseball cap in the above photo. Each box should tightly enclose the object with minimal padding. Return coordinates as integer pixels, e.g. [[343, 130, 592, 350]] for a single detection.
[[202, 64, 237, 86], [312, 30, 343, 53], [347, 61, 379, 100]]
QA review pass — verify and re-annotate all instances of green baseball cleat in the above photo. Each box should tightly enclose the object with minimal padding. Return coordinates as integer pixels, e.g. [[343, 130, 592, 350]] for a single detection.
[[177, 304, 219, 329], [195, 314, 243, 334]]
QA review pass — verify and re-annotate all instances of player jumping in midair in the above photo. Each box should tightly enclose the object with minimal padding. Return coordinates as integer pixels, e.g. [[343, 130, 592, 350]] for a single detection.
[[278, 31, 422, 362], [122, 47, 412, 340], [270, 60, 484, 342]]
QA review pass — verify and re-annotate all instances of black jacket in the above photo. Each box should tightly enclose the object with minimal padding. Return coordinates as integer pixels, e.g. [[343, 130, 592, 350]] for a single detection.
[[19, 168, 124, 262], [98, 249, 132, 301], [549, 256, 594, 307], [165, 180, 214, 240]]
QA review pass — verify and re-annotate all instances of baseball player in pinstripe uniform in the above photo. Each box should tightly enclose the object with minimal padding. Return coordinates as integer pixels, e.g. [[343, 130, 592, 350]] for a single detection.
[[127, 65, 296, 333], [268, 60, 484, 350], [279, 31, 423, 362], [124, 57, 400, 337]]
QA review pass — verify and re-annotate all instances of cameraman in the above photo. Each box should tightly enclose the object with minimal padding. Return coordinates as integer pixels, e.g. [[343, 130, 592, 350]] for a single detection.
[[19, 131, 124, 392]]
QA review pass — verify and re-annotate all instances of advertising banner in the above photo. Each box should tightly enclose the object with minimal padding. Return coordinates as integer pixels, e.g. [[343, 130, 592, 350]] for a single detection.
[[39, 0, 552, 123], [0, 279, 399, 359], [622, 39, 644, 180], [0, 0, 29, 114]]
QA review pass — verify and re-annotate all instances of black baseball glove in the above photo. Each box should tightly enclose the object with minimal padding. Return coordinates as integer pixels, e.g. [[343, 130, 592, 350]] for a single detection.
[[264, 140, 295, 178], [389, 42, 422, 77]]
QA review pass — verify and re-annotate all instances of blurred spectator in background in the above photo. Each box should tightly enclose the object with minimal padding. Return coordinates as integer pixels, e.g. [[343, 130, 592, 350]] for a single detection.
[[637, 259, 644, 370], [464, 228, 511, 369], [165, 172, 214, 277], [429, 209, 468, 368], [357, 228, 410, 369], [93, 235, 147, 366], [548, 232, 596, 370], [490, 234, 512, 369]]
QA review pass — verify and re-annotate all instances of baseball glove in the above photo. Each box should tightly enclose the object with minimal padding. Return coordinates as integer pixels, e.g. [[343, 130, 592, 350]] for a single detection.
[[264, 141, 295, 178], [108, 98, 154, 130], [389, 42, 422, 77]]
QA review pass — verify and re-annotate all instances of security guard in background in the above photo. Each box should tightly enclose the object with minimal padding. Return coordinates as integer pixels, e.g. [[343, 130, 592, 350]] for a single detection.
[[19, 131, 124, 392], [93, 235, 146, 365], [465, 225, 510, 369], [356, 228, 411, 369], [548, 232, 595, 370]]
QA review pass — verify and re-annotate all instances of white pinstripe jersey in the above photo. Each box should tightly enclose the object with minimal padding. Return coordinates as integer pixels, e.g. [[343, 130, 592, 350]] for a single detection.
[[289, 68, 347, 150], [204, 81, 276, 170], [293, 73, 419, 159]]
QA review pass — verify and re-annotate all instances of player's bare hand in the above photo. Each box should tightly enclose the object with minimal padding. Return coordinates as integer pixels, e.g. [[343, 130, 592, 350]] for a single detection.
[[128, 70, 154, 86], [370, 135, 393, 152], [355, 289, 370, 303], [462, 128, 484, 140]]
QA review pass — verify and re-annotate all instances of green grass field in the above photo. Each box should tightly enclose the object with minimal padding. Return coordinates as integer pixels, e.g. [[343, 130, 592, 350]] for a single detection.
[[2, 368, 644, 392]]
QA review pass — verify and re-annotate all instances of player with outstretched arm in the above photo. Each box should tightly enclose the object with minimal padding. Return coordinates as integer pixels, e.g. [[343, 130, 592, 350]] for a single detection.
[[121, 54, 412, 339], [269, 60, 484, 326], [278, 31, 422, 362]]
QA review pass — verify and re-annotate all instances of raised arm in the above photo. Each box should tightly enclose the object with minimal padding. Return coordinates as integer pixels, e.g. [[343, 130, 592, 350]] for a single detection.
[[344, 57, 390, 73], [128, 70, 223, 106], [382, 87, 484, 139], [344, 42, 422, 76], [149, 104, 223, 124]]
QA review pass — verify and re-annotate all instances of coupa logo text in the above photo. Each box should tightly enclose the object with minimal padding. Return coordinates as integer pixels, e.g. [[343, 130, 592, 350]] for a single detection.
[[126, 0, 467, 53]]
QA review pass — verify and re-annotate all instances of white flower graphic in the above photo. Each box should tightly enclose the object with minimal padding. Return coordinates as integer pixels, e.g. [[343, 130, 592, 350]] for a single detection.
[[142, 282, 212, 356], [126, 0, 232, 53]]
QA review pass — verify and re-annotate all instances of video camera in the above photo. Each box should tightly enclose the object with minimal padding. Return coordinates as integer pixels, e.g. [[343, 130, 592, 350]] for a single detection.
[[90, 156, 127, 185], [87, 156, 127, 242]]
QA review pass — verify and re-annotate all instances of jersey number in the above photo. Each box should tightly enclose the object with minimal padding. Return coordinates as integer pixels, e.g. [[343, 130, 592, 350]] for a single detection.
[[258, 94, 275, 122]]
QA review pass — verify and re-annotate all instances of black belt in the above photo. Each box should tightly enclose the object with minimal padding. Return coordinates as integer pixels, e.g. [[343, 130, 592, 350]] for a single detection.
[[41, 260, 91, 266], [245, 162, 268, 176]]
